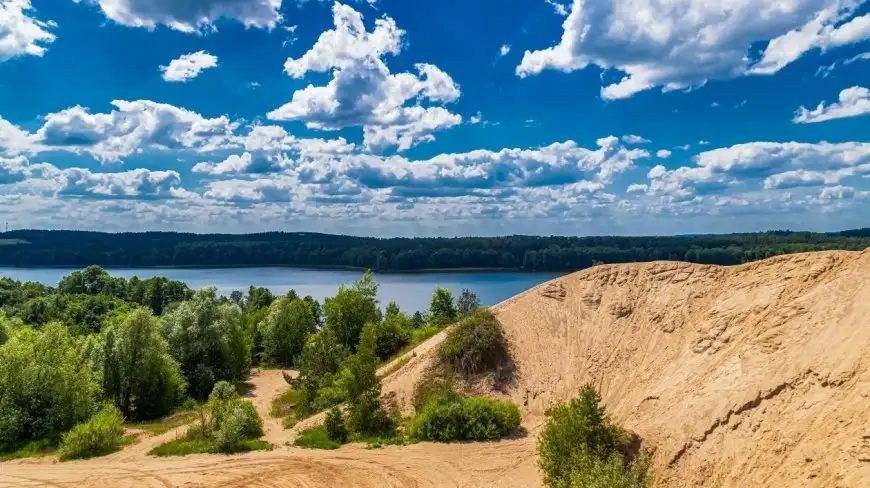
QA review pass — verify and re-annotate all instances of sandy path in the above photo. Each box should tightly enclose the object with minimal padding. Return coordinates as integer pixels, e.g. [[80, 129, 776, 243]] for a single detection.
[[0, 436, 539, 487], [244, 368, 298, 446]]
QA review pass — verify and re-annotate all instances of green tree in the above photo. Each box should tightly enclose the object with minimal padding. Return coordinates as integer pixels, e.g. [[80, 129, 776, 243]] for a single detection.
[[429, 287, 457, 326], [411, 311, 426, 329], [373, 312, 412, 361], [342, 322, 390, 434], [456, 289, 481, 316], [538, 385, 645, 488], [323, 271, 381, 351], [102, 308, 186, 420], [0, 324, 101, 451], [246, 286, 275, 310], [259, 296, 317, 366], [384, 301, 401, 318], [161, 288, 250, 399], [293, 328, 349, 414], [304, 295, 322, 328], [58, 266, 125, 297]]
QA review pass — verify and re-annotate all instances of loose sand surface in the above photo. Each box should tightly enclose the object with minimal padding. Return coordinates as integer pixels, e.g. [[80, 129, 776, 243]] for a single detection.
[[4, 249, 870, 487]]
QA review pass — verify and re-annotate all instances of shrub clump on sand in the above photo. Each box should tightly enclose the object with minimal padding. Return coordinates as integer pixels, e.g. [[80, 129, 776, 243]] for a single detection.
[[150, 381, 267, 456], [410, 391, 520, 442], [58, 404, 125, 461], [538, 385, 651, 488], [325, 407, 349, 443], [438, 309, 508, 376]]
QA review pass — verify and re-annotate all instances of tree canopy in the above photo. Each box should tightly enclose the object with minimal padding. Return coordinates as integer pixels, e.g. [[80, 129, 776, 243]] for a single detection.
[[2, 229, 869, 271]]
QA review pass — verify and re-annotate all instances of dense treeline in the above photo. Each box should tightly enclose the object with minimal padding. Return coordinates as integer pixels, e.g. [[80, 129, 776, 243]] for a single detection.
[[1, 229, 869, 271], [0, 264, 483, 458]]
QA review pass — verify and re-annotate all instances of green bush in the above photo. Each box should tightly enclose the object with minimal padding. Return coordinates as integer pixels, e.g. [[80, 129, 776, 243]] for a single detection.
[[410, 325, 441, 346], [325, 407, 349, 443], [438, 309, 508, 376], [0, 324, 101, 452], [204, 381, 263, 453], [428, 287, 457, 326], [101, 308, 186, 421], [293, 425, 342, 450], [373, 312, 411, 361], [410, 393, 521, 442], [58, 404, 125, 461], [411, 374, 456, 411], [538, 385, 650, 488], [214, 402, 262, 452], [149, 383, 265, 456], [259, 297, 317, 366], [342, 323, 392, 435]]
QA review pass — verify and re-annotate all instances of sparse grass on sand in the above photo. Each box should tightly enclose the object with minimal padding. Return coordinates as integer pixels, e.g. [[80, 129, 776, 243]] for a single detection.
[[293, 422, 410, 450], [380, 353, 414, 378], [150, 437, 272, 457], [128, 410, 199, 436], [270, 388, 306, 429], [0, 438, 58, 461], [292, 426, 342, 450]]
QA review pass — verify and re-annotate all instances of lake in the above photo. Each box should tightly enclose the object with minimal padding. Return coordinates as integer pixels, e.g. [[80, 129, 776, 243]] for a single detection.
[[0, 267, 562, 313]]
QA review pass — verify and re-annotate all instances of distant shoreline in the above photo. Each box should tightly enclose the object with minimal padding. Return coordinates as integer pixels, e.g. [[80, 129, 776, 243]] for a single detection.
[[0, 264, 564, 276]]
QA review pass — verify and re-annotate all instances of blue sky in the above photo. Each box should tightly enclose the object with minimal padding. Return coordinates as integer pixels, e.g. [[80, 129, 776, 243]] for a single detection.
[[0, 0, 868, 236]]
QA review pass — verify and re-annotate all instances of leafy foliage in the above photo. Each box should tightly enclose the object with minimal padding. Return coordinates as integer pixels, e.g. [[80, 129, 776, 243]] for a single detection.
[[325, 407, 349, 443], [58, 404, 125, 461], [259, 296, 317, 366], [538, 385, 650, 488], [410, 392, 521, 442], [5, 229, 869, 271], [456, 289, 481, 316], [161, 289, 251, 399], [151, 381, 264, 456], [293, 328, 349, 415], [372, 311, 412, 361], [101, 308, 186, 420], [438, 309, 508, 376], [428, 287, 457, 326], [293, 425, 342, 450], [341, 323, 392, 434], [323, 271, 381, 351], [0, 324, 100, 452]]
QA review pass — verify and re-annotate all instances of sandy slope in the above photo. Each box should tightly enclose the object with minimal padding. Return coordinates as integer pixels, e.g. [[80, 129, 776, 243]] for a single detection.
[[3, 249, 870, 487], [486, 249, 870, 487]]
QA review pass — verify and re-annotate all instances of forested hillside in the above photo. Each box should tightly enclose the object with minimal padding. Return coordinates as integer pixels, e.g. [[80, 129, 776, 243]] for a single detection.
[[1, 229, 869, 271]]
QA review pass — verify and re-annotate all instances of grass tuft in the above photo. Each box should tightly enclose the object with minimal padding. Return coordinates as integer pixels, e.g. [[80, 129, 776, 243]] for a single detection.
[[0, 438, 58, 461], [293, 425, 342, 450], [150, 437, 272, 457]]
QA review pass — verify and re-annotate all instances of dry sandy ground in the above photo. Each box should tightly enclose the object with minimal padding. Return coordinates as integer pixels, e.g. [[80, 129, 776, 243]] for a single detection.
[[4, 249, 870, 487]]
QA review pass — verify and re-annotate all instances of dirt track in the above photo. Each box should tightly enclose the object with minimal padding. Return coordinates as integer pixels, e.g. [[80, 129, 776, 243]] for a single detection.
[[4, 249, 870, 487]]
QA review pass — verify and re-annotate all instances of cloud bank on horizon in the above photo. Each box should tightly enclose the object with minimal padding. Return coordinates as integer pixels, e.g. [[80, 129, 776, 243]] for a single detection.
[[0, 0, 868, 236]]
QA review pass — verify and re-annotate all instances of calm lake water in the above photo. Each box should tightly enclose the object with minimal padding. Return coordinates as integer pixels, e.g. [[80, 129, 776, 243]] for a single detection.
[[0, 267, 561, 313]]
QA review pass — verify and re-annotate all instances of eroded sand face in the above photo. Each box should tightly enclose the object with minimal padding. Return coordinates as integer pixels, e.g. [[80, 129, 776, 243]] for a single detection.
[[4, 249, 870, 487]]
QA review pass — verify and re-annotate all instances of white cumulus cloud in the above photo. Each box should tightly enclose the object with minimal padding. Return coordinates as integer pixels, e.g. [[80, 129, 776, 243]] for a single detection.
[[517, 0, 870, 100], [0, 0, 56, 61], [499, 44, 511, 56], [544, 0, 568, 16], [267, 2, 462, 152], [0, 100, 238, 162], [77, 0, 283, 33], [160, 51, 219, 82], [622, 134, 650, 144], [656, 149, 672, 159], [793, 86, 870, 123]]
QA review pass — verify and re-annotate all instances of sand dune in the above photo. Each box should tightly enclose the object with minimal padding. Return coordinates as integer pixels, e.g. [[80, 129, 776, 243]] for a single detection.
[[3, 249, 870, 487]]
